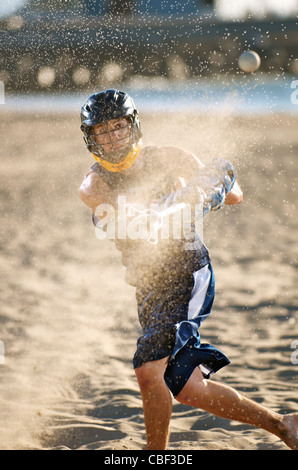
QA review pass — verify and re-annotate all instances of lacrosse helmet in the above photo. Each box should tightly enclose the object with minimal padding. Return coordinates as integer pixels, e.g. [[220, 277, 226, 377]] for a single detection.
[[80, 89, 142, 172]]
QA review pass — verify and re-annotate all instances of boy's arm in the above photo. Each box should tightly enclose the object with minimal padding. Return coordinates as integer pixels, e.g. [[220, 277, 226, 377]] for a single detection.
[[78, 170, 116, 213], [224, 181, 243, 205]]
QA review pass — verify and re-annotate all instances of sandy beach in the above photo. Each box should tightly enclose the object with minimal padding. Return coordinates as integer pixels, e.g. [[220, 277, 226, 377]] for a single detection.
[[0, 107, 297, 450]]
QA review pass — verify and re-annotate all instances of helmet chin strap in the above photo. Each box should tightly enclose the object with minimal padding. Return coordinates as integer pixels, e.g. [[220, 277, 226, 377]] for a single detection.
[[92, 140, 142, 172]]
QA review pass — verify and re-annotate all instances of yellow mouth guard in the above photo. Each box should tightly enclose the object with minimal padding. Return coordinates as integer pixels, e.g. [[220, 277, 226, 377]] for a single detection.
[[93, 140, 142, 173]]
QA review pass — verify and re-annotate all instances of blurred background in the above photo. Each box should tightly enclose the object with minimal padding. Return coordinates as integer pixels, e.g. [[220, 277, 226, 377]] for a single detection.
[[0, 0, 297, 104]]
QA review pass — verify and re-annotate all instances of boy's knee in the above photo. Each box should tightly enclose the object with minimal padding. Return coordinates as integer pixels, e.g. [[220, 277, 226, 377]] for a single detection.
[[135, 358, 169, 392]]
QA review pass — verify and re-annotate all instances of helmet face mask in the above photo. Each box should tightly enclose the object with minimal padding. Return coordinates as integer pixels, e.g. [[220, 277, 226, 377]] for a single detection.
[[86, 116, 134, 163], [80, 89, 142, 171]]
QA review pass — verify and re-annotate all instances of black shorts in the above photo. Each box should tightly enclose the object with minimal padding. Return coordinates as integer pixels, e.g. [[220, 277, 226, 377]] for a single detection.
[[133, 263, 230, 396]]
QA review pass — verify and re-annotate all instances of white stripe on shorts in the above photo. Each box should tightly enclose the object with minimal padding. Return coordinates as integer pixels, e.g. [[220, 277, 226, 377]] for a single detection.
[[187, 264, 211, 320]]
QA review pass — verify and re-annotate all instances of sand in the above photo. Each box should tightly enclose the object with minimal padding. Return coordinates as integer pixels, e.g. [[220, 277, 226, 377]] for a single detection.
[[0, 107, 297, 450]]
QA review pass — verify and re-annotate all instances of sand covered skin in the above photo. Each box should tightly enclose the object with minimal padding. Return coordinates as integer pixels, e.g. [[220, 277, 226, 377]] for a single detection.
[[0, 108, 297, 450]]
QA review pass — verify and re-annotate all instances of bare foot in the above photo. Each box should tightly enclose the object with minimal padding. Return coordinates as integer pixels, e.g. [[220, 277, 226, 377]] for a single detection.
[[278, 413, 298, 450]]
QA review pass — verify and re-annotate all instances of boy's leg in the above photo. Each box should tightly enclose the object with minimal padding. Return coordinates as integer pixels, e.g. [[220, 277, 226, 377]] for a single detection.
[[135, 357, 172, 450], [176, 367, 298, 450]]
